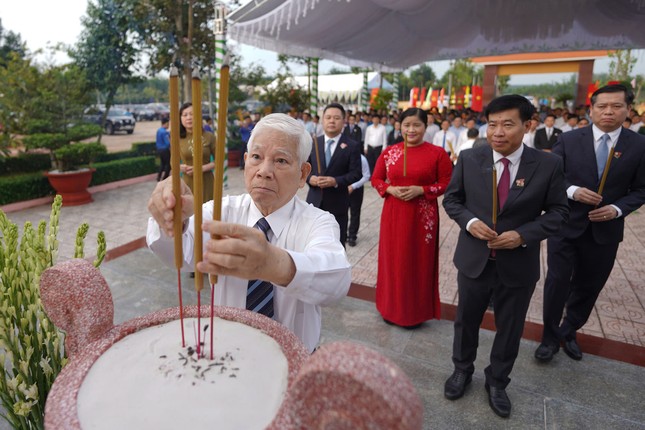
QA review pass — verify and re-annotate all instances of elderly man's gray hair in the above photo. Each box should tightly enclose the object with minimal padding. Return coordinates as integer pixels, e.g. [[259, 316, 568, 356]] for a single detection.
[[247, 113, 313, 164]]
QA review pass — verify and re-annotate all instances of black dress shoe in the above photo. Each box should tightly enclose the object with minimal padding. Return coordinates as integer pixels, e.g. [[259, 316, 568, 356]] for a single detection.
[[485, 383, 511, 418], [444, 370, 472, 400], [347, 238, 357, 247], [563, 339, 583, 360], [534, 343, 559, 362]]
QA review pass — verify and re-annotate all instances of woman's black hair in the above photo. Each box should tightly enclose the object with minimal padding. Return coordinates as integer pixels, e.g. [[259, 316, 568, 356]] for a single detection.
[[179, 102, 193, 138], [399, 108, 428, 126]]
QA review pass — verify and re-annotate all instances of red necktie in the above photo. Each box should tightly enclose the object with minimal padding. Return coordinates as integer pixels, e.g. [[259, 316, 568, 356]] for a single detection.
[[498, 158, 510, 209]]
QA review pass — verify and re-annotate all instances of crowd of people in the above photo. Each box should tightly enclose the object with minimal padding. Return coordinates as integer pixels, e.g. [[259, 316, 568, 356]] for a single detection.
[[148, 84, 645, 419]]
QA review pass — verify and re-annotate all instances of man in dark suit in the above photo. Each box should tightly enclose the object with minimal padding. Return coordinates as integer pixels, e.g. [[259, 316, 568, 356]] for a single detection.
[[533, 114, 562, 151], [442, 95, 569, 418], [343, 113, 363, 144], [536, 84, 645, 363], [307, 103, 362, 245]]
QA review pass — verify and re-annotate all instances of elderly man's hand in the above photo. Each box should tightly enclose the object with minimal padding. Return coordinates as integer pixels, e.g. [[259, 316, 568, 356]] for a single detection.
[[467, 220, 498, 241], [147, 177, 194, 237], [488, 230, 524, 249], [573, 187, 602, 206], [198, 220, 296, 286]]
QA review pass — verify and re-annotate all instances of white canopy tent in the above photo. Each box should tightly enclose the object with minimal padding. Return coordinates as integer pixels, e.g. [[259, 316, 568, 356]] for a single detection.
[[228, 0, 645, 72]]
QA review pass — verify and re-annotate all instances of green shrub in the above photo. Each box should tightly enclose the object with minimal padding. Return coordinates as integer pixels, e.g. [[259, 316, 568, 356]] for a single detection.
[[95, 149, 137, 163], [131, 141, 156, 156], [0, 156, 156, 205], [90, 156, 156, 186], [0, 153, 52, 175], [53, 142, 107, 171], [0, 173, 53, 205]]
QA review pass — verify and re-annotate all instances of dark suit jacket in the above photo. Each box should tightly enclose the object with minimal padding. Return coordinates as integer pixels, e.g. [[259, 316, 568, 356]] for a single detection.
[[551, 126, 645, 244], [443, 145, 569, 287], [343, 125, 362, 144], [534, 127, 562, 151], [387, 129, 404, 146], [306, 135, 362, 215]]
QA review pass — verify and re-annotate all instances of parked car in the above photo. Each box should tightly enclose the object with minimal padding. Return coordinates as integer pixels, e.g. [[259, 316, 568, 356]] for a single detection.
[[133, 105, 156, 121], [146, 103, 170, 121], [84, 107, 136, 135]]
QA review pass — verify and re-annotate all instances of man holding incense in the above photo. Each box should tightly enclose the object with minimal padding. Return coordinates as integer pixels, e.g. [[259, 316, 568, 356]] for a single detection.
[[147, 114, 352, 352], [442, 95, 569, 418], [536, 84, 645, 363]]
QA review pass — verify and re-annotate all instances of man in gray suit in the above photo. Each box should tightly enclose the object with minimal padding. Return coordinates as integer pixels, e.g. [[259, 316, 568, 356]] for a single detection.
[[442, 95, 569, 418]]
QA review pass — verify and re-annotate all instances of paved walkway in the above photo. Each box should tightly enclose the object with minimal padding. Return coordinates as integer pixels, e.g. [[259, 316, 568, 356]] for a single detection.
[[2, 170, 644, 429], [3, 168, 644, 349]]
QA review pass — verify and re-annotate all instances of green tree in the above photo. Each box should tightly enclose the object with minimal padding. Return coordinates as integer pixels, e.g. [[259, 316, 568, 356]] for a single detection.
[[129, 0, 217, 101], [438, 59, 482, 89], [0, 19, 26, 67], [71, 0, 139, 142], [608, 49, 637, 83], [370, 90, 393, 112]]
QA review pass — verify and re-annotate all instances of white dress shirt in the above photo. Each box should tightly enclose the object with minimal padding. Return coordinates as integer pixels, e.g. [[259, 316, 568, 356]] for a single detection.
[[147, 195, 352, 352], [323, 133, 342, 157], [566, 124, 623, 217], [432, 130, 457, 153], [350, 154, 371, 189], [466, 145, 524, 232], [423, 123, 440, 143], [523, 131, 536, 148], [363, 124, 387, 151]]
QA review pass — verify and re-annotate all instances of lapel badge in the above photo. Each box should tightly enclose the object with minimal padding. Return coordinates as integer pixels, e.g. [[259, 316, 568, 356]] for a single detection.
[[340, 143, 348, 149], [515, 178, 525, 188], [613, 152, 622, 159]]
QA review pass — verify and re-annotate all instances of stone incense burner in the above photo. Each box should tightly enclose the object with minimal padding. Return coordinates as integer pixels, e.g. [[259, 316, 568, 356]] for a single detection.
[[40, 259, 422, 429]]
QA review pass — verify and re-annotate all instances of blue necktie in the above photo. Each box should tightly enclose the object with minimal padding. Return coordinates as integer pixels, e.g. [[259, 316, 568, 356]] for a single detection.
[[246, 218, 274, 318], [596, 134, 610, 179], [442, 133, 446, 149], [325, 139, 333, 167]]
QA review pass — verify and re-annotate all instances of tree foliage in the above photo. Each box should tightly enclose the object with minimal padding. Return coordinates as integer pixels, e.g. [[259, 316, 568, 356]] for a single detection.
[[608, 49, 637, 83], [0, 19, 26, 68], [71, 0, 139, 141], [128, 0, 217, 101], [438, 59, 482, 89]]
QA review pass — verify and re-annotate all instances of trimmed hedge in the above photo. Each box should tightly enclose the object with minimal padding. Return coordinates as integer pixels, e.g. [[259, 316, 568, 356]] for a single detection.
[[0, 156, 157, 206], [0, 153, 52, 175], [90, 156, 156, 186]]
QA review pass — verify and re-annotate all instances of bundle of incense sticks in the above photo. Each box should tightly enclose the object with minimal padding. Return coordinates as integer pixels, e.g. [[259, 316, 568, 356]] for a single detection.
[[492, 164, 498, 228], [597, 146, 616, 198], [403, 132, 408, 177]]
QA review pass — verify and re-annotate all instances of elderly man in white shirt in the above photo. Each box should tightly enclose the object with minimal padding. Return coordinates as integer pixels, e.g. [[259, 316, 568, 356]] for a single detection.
[[433, 119, 458, 162], [147, 113, 352, 352], [363, 114, 388, 173]]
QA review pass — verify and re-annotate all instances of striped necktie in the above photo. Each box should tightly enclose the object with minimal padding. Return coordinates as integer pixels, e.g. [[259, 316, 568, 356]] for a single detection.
[[246, 218, 274, 318]]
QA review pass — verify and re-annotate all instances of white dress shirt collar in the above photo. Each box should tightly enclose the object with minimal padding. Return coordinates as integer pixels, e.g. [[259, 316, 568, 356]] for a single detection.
[[249, 196, 297, 241], [493, 143, 524, 165], [591, 124, 621, 148]]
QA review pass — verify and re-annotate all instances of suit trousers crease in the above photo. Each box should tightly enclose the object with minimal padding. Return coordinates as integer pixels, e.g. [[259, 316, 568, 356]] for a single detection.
[[543, 226, 619, 344], [348, 186, 364, 240], [453, 260, 535, 389], [366, 146, 382, 175]]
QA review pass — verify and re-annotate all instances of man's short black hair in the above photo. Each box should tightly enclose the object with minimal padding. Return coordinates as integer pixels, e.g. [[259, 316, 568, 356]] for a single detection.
[[590, 84, 634, 106], [485, 95, 535, 122], [467, 128, 479, 138], [323, 103, 346, 118]]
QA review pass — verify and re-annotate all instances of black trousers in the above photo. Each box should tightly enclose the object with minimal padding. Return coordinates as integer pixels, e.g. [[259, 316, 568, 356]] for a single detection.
[[542, 226, 619, 345], [366, 146, 382, 174], [348, 186, 364, 240], [157, 149, 171, 181], [452, 260, 535, 389]]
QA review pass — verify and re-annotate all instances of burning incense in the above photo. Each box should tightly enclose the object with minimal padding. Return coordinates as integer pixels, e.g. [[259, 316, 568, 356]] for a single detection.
[[403, 132, 408, 177], [209, 57, 230, 359], [191, 69, 204, 356], [313, 138, 322, 174], [169, 66, 185, 347], [492, 164, 498, 227], [597, 146, 615, 198]]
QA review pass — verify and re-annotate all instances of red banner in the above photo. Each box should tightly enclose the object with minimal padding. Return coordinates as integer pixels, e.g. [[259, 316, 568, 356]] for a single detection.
[[586, 82, 599, 105], [471, 85, 483, 112], [431, 89, 439, 108], [370, 88, 380, 106], [418, 87, 427, 105], [410, 87, 419, 107], [456, 89, 465, 109]]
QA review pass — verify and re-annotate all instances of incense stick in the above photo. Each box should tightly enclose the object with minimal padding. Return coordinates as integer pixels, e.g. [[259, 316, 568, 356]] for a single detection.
[[597, 146, 615, 198], [191, 69, 204, 356], [403, 132, 408, 177], [169, 66, 185, 347]]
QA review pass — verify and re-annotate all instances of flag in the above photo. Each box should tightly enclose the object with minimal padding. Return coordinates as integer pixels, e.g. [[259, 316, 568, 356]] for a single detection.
[[456, 89, 465, 109], [471, 85, 483, 112], [369, 88, 380, 108], [631, 78, 637, 89], [607, 80, 620, 85], [438, 88, 445, 109], [464, 86, 471, 108], [450, 87, 456, 106], [586, 82, 598, 105], [431, 89, 439, 108], [425, 87, 433, 106], [419, 87, 427, 106], [410, 87, 419, 107]]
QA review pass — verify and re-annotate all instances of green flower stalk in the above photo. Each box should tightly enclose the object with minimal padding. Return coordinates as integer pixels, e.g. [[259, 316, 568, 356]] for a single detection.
[[0, 195, 106, 430]]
